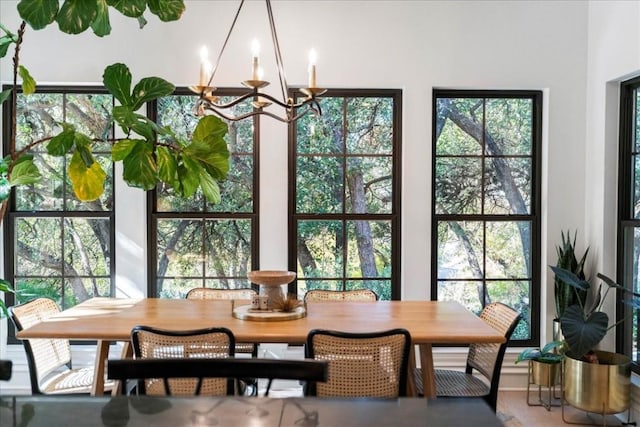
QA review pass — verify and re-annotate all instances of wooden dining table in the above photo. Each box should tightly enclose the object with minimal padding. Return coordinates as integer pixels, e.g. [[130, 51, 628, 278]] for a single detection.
[[15, 298, 505, 398]]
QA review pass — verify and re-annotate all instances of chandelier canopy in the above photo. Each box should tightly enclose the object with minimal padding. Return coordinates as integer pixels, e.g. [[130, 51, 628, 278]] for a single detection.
[[190, 0, 326, 123]]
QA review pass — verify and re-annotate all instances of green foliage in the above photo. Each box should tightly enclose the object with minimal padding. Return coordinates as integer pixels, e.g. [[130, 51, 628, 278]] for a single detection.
[[515, 340, 565, 364], [0, 279, 16, 318], [554, 230, 588, 319], [552, 267, 640, 360], [17, 0, 185, 36]]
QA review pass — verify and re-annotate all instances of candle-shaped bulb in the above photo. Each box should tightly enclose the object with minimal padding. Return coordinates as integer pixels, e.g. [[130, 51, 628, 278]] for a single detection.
[[199, 46, 209, 86], [308, 49, 317, 88], [257, 66, 264, 81], [251, 39, 260, 80]]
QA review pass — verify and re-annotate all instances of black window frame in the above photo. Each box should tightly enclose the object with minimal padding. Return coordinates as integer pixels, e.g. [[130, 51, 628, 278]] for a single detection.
[[287, 88, 403, 300], [431, 89, 542, 347]]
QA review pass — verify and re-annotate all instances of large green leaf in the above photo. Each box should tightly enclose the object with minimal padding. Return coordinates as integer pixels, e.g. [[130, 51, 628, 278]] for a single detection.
[[0, 30, 18, 58], [91, 0, 112, 37], [184, 140, 229, 180], [106, 0, 147, 18], [156, 146, 178, 184], [56, 0, 99, 34], [10, 155, 41, 186], [0, 89, 12, 105], [18, 66, 36, 94], [198, 168, 221, 204], [112, 107, 156, 141], [178, 156, 201, 197], [18, 0, 59, 30], [131, 77, 175, 111], [147, 0, 186, 22], [192, 115, 227, 142], [69, 151, 106, 201], [560, 304, 608, 360], [121, 141, 157, 190], [103, 63, 133, 107], [111, 139, 138, 161], [47, 123, 76, 155]]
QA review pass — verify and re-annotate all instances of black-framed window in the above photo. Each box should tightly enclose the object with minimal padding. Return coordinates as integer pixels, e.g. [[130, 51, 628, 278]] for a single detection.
[[617, 76, 640, 374], [147, 88, 259, 297], [2, 86, 115, 313], [288, 89, 402, 301], [431, 89, 542, 345]]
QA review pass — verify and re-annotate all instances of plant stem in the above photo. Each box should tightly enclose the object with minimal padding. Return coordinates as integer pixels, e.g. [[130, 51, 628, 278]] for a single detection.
[[10, 21, 26, 163]]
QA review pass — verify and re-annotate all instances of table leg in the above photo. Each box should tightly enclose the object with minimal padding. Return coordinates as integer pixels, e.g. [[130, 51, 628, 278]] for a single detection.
[[418, 343, 436, 398], [111, 341, 132, 396], [92, 340, 111, 396], [407, 345, 417, 396]]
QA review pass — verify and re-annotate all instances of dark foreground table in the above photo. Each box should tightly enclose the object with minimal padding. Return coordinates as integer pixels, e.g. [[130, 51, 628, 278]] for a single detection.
[[0, 395, 504, 426]]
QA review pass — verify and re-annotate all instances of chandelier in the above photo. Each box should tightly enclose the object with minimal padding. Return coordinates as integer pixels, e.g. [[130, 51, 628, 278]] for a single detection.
[[190, 0, 326, 123]]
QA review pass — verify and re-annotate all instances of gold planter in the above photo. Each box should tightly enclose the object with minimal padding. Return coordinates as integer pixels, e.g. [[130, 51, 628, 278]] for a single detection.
[[563, 350, 631, 414], [530, 360, 560, 387]]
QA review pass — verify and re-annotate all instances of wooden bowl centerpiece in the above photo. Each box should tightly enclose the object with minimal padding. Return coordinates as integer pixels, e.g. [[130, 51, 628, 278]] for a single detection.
[[248, 270, 296, 309]]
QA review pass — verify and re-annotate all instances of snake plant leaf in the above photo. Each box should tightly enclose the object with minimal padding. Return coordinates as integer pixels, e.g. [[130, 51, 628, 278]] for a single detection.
[[130, 77, 175, 111], [56, 0, 98, 35], [560, 304, 608, 360], [47, 123, 76, 155], [156, 146, 178, 185], [0, 89, 11, 105], [106, 0, 146, 18], [18, 0, 59, 30], [147, 0, 186, 22], [103, 63, 133, 107], [91, 0, 112, 37], [18, 66, 36, 94], [10, 155, 41, 186], [69, 150, 106, 201], [550, 266, 590, 292], [111, 139, 138, 161], [121, 140, 157, 190]]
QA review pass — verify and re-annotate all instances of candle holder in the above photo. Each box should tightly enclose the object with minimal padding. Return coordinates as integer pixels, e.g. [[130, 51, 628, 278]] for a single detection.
[[248, 270, 296, 310], [299, 87, 327, 97]]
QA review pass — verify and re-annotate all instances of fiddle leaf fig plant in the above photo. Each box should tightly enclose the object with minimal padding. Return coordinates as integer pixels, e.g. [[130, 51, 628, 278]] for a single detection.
[[551, 266, 640, 361]]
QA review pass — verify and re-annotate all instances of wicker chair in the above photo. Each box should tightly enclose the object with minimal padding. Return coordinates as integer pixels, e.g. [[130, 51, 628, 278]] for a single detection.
[[304, 289, 378, 302], [108, 357, 328, 397], [413, 302, 521, 411], [185, 288, 258, 357], [305, 328, 411, 398], [9, 297, 115, 395], [131, 325, 235, 396]]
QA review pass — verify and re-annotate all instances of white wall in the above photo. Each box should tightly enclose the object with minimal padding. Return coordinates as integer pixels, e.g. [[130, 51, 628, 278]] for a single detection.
[[0, 0, 591, 392]]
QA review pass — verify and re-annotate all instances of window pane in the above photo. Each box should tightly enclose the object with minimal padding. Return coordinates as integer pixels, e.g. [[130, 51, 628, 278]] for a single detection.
[[435, 157, 481, 214], [65, 93, 114, 151], [63, 218, 111, 274], [484, 157, 531, 215], [634, 155, 640, 219], [203, 219, 252, 277], [14, 154, 65, 211], [437, 221, 483, 279], [158, 278, 203, 299], [16, 217, 63, 275], [346, 279, 390, 301], [346, 156, 392, 214], [204, 278, 252, 289], [485, 221, 530, 279], [206, 154, 253, 213], [298, 279, 343, 293], [296, 220, 344, 279], [296, 97, 345, 154], [296, 156, 343, 213], [485, 98, 532, 155], [16, 93, 63, 150], [64, 278, 110, 307], [437, 280, 484, 315], [16, 278, 63, 306], [487, 280, 531, 340], [435, 98, 482, 156], [345, 97, 393, 154], [156, 219, 203, 277], [346, 220, 391, 278]]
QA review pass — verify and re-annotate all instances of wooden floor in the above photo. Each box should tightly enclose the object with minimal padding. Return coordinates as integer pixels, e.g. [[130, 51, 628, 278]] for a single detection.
[[498, 391, 628, 426]]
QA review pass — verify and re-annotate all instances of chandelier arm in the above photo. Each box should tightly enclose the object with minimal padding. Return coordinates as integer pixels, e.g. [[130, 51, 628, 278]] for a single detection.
[[200, 91, 316, 111], [265, 0, 289, 103], [208, 0, 246, 85]]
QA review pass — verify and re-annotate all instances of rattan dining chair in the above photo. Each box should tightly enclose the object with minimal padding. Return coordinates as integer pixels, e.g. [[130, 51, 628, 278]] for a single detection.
[[130, 325, 235, 396], [185, 288, 258, 357], [413, 302, 521, 411], [305, 328, 411, 398], [303, 289, 378, 302], [108, 357, 328, 397], [9, 297, 115, 395]]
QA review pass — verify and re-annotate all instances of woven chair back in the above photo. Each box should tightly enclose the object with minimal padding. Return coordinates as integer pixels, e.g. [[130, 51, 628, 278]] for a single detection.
[[306, 328, 411, 398], [467, 302, 521, 381], [9, 298, 72, 383], [131, 326, 235, 396], [185, 287, 256, 300], [304, 289, 378, 302]]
